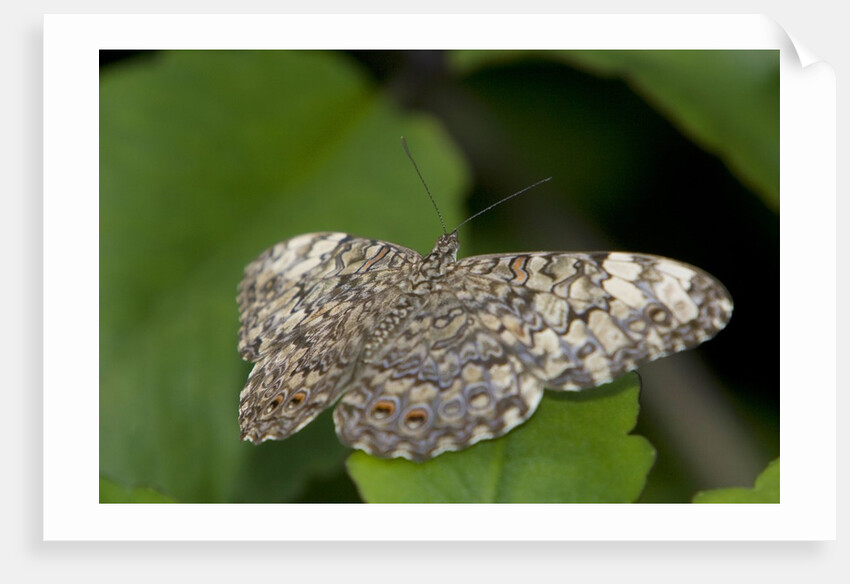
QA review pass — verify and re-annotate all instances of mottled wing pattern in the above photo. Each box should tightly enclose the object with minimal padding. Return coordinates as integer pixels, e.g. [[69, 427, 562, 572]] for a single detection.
[[237, 232, 420, 443], [238, 228, 732, 461], [456, 251, 733, 391], [333, 290, 543, 460]]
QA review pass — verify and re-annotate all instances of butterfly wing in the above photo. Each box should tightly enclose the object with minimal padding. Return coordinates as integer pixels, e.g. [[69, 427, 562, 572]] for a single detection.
[[455, 251, 733, 390], [237, 232, 420, 443], [333, 289, 543, 461]]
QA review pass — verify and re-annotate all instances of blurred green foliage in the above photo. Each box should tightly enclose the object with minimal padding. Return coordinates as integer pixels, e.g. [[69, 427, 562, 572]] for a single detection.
[[100, 50, 778, 503], [693, 458, 780, 503], [451, 50, 779, 210], [100, 477, 175, 503]]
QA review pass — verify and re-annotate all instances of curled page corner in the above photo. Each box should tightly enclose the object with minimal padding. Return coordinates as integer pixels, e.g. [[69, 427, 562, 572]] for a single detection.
[[785, 32, 822, 68], [759, 16, 822, 69]]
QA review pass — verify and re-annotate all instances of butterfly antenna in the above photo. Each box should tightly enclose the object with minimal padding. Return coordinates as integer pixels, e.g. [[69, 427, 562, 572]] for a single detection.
[[401, 136, 447, 236], [453, 176, 552, 232]]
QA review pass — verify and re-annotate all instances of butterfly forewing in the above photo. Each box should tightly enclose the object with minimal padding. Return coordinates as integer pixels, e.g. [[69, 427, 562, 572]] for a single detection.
[[236, 233, 420, 443], [456, 251, 733, 390]]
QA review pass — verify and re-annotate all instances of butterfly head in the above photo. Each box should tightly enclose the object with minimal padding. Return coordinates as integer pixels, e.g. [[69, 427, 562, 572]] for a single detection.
[[431, 232, 459, 260], [418, 232, 459, 279]]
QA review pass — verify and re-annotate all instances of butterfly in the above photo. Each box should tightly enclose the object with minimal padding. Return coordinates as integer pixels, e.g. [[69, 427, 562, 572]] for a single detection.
[[236, 226, 732, 461]]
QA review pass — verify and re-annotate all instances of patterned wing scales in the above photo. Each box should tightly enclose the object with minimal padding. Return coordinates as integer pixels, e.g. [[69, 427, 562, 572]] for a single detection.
[[237, 232, 420, 443], [333, 290, 543, 461], [237, 228, 733, 461], [456, 251, 733, 391]]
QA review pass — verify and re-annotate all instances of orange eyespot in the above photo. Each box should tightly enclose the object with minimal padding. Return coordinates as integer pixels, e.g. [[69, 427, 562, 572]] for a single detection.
[[371, 400, 396, 420], [286, 390, 307, 410], [265, 394, 284, 413], [403, 408, 429, 429]]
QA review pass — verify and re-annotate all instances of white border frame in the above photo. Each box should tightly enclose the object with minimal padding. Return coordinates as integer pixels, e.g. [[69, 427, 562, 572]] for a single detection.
[[44, 13, 835, 540]]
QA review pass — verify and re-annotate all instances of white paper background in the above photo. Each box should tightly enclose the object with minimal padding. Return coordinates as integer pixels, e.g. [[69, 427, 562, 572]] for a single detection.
[[3, 1, 844, 581]]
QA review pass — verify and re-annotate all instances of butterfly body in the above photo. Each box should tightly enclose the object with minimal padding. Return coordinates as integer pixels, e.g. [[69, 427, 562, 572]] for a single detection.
[[237, 231, 732, 461]]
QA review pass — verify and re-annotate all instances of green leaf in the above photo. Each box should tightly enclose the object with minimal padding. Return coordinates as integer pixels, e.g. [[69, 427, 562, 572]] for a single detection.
[[99, 476, 175, 503], [346, 373, 655, 503], [693, 458, 779, 503], [450, 50, 778, 210], [100, 51, 469, 502]]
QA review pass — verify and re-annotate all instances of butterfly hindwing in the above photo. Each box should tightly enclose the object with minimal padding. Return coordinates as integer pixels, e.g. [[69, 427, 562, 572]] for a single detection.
[[333, 290, 544, 461]]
